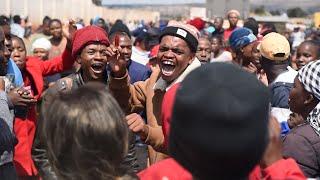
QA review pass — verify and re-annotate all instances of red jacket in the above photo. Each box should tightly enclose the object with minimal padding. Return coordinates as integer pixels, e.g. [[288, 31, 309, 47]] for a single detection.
[[138, 158, 306, 180], [161, 83, 180, 150], [14, 50, 74, 176]]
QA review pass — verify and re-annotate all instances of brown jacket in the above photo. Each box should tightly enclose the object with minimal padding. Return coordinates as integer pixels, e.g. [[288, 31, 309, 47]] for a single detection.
[[109, 59, 201, 164]]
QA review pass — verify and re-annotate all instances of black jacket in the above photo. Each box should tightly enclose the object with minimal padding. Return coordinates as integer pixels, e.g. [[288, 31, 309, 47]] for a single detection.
[[32, 71, 139, 180]]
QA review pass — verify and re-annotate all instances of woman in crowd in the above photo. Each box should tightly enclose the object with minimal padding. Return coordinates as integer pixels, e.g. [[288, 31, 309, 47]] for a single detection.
[[284, 60, 320, 177], [42, 82, 137, 180], [210, 35, 232, 63], [10, 23, 75, 178]]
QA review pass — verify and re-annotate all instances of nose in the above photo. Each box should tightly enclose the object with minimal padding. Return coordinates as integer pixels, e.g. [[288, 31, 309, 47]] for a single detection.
[[163, 50, 175, 59], [297, 56, 306, 64], [200, 50, 207, 57], [94, 52, 104, 61], [12, 49, 19, 57], [122, 48, 129, 55]]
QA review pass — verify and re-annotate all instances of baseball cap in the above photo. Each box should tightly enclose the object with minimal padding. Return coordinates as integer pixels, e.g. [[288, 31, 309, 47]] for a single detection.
[[258, 32, 290, 61]]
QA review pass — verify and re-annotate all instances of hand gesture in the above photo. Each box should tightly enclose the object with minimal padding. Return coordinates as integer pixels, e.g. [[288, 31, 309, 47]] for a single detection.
[[288, 113, 304, 129], [63, 19, 77, 50], [126, 113, 149, 140], [106, 44, 127, 78], [243, 62, 258, 74], [8, 87, 37, 106]]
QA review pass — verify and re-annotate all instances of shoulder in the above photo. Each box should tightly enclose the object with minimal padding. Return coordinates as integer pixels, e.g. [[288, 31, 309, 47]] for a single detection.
[[289, 124, 320, 144], [26, 56, 41, 64], [283, 124, 320, 152], [42, 75, 75, 104], [138, 158, 192, 180], [129, 61, 150, 72], [273, 67, 297, 84]]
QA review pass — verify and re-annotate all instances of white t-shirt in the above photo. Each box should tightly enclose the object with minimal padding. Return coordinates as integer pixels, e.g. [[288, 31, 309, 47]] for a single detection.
[[131, 46, 150, 65], [210, 51, 233, 63]]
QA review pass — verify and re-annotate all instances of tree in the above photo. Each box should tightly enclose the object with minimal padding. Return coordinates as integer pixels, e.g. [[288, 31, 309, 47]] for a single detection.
[[270, 10, 281, 16], [287, 7, 308, 17], [253, 6, 267, 15], [92, 0, 102, 6]]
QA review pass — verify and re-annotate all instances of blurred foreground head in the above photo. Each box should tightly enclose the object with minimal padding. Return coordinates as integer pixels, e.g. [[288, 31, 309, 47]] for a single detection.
[[42, 82, 129, 179], [169, 63, 270, 179]]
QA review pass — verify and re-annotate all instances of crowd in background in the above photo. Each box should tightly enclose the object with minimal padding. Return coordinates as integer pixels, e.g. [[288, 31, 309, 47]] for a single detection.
[[0, 8, 320, 180]]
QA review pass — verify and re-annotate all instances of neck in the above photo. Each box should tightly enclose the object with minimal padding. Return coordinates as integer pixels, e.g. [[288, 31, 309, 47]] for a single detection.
[[51, 36, 62, 44], [214, 49, 223, 58], [229, 25, 236, 29], [302, 102, 319, 120], [81, 71, 106, 84], [135, 45, 146, 53]]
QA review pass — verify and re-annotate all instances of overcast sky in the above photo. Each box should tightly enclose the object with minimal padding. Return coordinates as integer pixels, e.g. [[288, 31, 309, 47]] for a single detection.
[[102, 0, 206, 5]]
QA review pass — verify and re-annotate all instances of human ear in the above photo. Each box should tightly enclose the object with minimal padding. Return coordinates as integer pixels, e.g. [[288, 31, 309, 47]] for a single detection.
[[189, 53, 195, 64], [76, 55, 81, 64], [304, 94, 314, 105]]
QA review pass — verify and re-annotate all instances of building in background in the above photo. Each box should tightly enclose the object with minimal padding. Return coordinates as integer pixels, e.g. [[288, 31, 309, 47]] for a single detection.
[[0, 0, 250, 25], [206, 0, 250, 19]]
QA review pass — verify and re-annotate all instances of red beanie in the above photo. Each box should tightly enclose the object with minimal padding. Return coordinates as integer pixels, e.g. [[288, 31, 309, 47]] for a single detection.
[[72, 25, 110, 58], [188, 18, 205, 31], [161, 83, 180, 150]]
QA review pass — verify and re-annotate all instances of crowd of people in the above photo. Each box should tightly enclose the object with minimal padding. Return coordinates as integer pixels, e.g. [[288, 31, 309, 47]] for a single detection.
[[0, 8, 319, 180]]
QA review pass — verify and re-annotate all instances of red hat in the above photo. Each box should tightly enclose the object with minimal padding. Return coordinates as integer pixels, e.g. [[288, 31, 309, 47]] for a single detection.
[[72, 25, 110, 58], [188, 18, 205, 31]]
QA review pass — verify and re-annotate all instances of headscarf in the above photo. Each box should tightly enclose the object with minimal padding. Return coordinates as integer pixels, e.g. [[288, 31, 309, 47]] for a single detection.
[[229, 27, 257, 52], [298, 60, 320, 136], [227, 9, 240, 18], [31, 37, 52, 52]]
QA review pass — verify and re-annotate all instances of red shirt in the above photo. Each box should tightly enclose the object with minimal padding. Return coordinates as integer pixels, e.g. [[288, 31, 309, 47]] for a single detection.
[[224, 26, 238, 42], [139, 158, 306, 180]]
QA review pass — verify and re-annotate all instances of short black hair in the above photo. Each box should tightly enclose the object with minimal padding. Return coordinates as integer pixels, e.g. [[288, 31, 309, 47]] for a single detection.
[[0, 15, 10, 26], [261, 23, 277, 36], [244, 17, 258, 36], [49, 19, 62, 27], [211, 35, 223, 45], [13, 15, 21, 24], [300, 40, 320, 58], [109, 31, 131, 43], [43, 16, 51, 24]]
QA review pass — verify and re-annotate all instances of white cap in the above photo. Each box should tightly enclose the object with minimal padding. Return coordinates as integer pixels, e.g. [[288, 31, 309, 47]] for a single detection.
[[32, 38, 52, 52]]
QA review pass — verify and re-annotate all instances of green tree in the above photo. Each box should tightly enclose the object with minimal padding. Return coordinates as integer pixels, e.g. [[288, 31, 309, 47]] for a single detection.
[[92, 0, 102, 6], [270, 10, 281, 16], [254, 6, 267, 15], [287, 7, 308, 17]]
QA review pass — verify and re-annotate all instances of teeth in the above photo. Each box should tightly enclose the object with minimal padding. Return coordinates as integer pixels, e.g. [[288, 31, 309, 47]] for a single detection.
[[162, 60, 174, 65], [92, 63, 103, 68]]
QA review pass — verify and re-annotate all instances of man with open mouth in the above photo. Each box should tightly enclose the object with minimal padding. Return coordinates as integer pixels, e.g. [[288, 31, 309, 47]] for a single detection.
[[37, 25, 140, 179], [108, 20, 201, 165]]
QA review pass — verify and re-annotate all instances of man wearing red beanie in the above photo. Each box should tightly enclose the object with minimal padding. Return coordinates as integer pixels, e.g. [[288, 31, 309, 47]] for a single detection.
[[34, 25, 139, 179]]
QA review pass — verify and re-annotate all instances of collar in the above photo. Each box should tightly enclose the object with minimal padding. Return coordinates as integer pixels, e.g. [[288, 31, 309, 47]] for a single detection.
[[273, 66, 297, 84], [153, 57, 201, 91]]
